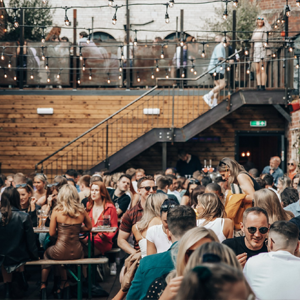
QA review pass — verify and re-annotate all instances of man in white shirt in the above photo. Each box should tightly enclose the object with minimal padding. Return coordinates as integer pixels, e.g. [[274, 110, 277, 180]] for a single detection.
[[243, 221, 300, 300]]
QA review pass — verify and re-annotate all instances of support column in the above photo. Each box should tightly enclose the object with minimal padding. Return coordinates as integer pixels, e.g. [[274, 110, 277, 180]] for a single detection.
[[73, 9, 77, 90], [162, 142, 167, 171]]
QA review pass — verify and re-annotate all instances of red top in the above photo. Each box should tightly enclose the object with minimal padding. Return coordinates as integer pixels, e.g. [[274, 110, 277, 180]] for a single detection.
[[288, 171, 297, 181], [88, 202, 118, 245]]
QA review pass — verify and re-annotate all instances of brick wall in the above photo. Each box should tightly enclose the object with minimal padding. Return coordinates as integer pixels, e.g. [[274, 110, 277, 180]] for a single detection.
[[287, 108, 300, 163]]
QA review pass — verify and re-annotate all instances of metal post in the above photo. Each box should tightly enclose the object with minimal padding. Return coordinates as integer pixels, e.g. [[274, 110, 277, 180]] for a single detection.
[[162, 142, 167, 171], [231, 9, 236, 90], [284, 12, 288, 105], [19, 8, 24, 89], [77, 265, 82, 300], [126, 1, 130, 89], [73, 9, 77, 90], [180, 9, 184, 89], [176, 17, 178, 40], [105, 123, 109, 169], [91, 17, 94, 41]]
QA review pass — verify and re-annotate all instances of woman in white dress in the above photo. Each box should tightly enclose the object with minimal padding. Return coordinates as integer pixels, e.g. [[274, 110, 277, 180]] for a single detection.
[[251, 15, 272, 90], [196, 193, 233, 242]]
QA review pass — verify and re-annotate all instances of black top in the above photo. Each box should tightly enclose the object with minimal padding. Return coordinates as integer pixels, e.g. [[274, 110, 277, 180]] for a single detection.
[[108, 189, 131, 216], [176, 154, 202, 177], [20, 203, 41, 227], [157, 190, 180, 205], [222, 236, 268, 261], [289, 216, 300, 240], [241, 172, 262, 191], [143, 272, 168, 300]]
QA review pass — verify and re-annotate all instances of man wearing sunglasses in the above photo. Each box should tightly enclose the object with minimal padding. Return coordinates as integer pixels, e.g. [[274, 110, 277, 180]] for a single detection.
[[118, 176, 157, 254], [223, 207, 269, 268], [244, 221, 300, 300]]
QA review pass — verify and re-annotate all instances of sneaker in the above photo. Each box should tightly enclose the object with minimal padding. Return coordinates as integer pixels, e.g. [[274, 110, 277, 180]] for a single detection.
[[211, 98, 218, 108], [203, 93, 212, 106], [110, 262, 117, 276]]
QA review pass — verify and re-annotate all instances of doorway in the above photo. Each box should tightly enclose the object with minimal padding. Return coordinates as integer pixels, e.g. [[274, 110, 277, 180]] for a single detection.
[[235, 132, 286, 174]]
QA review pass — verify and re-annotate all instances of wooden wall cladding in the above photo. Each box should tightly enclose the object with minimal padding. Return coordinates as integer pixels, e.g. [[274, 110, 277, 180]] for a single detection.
[[0, 95, 137, 175], [116, 105, 286, 175]]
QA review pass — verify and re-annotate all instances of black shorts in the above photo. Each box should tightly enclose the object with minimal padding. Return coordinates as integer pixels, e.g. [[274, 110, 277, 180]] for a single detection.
[[210, 73, 224, 80]]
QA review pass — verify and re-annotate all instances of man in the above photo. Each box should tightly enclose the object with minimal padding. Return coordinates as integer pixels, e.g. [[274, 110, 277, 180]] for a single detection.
[[203, 36, 229, 109], [244, 221, 300, 300], [78, 175, 91, 202], [117, 176, 156, 254], [108, 174, 131, 217], [284, 186, 300, 217], [262, 156, 283, 186], [166, 175, 181, 203], [126, 206, 196, 300], [248, 168, 259, 178], [131, 168, 145, 193], [156, 176, 179, 204], [65, 169, 80, 192], [175, 149, 202, 177], [165, 168, 176, 176], [264, 174, 281, 201], [146, 199, 179, 255], [12, 173, 27, 187], [223, 207, 269, 268]]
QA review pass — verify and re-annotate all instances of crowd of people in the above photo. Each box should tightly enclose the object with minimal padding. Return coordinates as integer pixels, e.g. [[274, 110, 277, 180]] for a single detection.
[[1, 152, 300, 300]]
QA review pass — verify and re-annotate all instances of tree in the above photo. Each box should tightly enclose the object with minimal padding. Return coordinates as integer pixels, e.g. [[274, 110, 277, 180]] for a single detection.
[[205, 0, 260, 45], [2, 0, 53, 41]]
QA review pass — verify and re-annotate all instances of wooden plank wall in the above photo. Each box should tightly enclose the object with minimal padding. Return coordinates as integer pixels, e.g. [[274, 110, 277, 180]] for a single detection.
[[116, 105, 287, 174], [0, 95, 137, 175]]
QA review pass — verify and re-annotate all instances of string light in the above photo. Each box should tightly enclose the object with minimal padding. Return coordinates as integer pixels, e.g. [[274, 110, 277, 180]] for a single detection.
[[296, 58, 299, 69], [137, 73, 141, 82], [227, 65, 231, 71], [190, 59, 194, 73], [13, 8, 19, 28], [1, 49, 4, 60], [120, 47, 125, 60], [233, 0, 238, 7], [42, 0, 48, 4], [118, 73, 122, 80], [194, 70, 197, 75], [201, 43, 206, 57], [4, 69, 7, 79], [107, 73, 111, 84], [151, 70, 155, 79], [41, 46, 45, 60], [288, 43, 293, 53], [277, 18, 281, 24], [272, 52, 276, 58], [64, 6, 70, 26], [77, 78, 80, 84], [165, 70, 169, 79], [108, 0, 114, 6], [297, 0, 300, 7], [47, 76, 50, 83], [41, 27, 45, 43], [119, 59, 123, 72], [79, 47, 83, 60], [285, 5, 291, 17], [45, 57, 49, 70], [134, 30, 138, 46], [14, 75, 17, 81], [264, 35, 268, 47], [89, 69, 92, 80], [30, 68, 34, 80], [1, 11, 4, 19], [180, 39, 184, 47], [169, 0, 174, 8], [274, 24, 278, 29], [181, 70, 185, 78], [160, 47, 164, 59], [112, 5, 118, 25], [213, 71, 217, 77], [223, 38, 227, 47], [223, 3, 228, 20], [155, 60, 159, 72], [246, 67, 250, 74], [244, 47, 249, 56], [165, 4, 170, 23], [56, 70, 61, 79], [8, 60, 11, 68], [82, 59, 86, 71]]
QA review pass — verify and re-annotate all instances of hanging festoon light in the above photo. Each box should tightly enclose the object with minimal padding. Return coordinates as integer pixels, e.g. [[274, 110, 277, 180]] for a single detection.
[[296, 57, 299, 69], [297, 0, 300, 7], [151, 69, 155, 79], [272, 50, 276, 58], [264, 34, 268, 47], [42, 0, 48, 4], [223, 1, 228, 20], [201, 43, 206, 58], [118, 73, 122, 79], [194, 70, 197, 75], [107, 73, 111, 84], [30, 68, 34, 80], [82, 58, 86, 71], [181, 70, 185, 78], [160, 46, 164, 59], [165, 4, 170, 23], [180, 38, 184, 47], [1, 47, 4, 60], [3, 68, 7, 79], [227, 63, 231, 71], [57, 69, 61, 79], [190, 59, 195, 73], [120, 46, 125, 60], [47, 74, 51, 83], [13, 8, 19, 28], [112, 5, 118, 25], [1, 11, 4, 19], [77, 78, 80, 84], [246, 65, 250, 74], [45, 57, 49, 69], [244, 47, 249, 56], [119, 59, 123, 72], [41, 46, 45, 60], [165, 69, 169, 79], [285, 4, 291, 17], [13, 74, 17, 81], [155, 59, 160, 72], [288, 42, 293, 53], [169, 0, 174, 8], [137, 72, 141, 82], [261, 58, 264, 70], [79, 47, 83, 60], [89, 69, 92, 80], [233, 0, 238, 7], [8, 59, 11, 68], [64, 6, 70, 26], [133, 30, 138, 46], [41, 27, 45, 43], [108, 0, 114, 6]]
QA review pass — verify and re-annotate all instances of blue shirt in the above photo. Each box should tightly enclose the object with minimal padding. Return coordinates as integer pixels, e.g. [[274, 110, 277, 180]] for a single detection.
[[284, 201, 300, 218], [126, 242, 178, 300], [207, 43, 226, 74], [261, 166, 283, 185]]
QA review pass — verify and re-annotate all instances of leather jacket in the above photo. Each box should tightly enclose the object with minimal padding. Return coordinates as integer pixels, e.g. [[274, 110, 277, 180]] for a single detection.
[[0, 207, 39, 272]]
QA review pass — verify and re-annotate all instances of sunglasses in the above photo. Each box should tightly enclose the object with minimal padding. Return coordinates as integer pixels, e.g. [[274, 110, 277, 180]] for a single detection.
[[47, 182, 59, 188], [257, 17, 264, 20], [247, 226, 268, 234], [218, 161, 229, 168], [16, 183, 27, 188], [189, 179, 200, 185], [140, 186, 158, 192], [161, 203, 177, 212], [288, 163, 294, 166]]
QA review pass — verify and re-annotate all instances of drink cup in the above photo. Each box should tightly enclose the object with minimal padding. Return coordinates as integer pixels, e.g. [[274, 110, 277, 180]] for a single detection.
[[103, 215, 111, 228]]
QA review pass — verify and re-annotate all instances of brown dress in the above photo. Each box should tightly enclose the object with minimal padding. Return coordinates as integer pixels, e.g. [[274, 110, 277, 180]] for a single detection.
[[44, 223, 84, 264]]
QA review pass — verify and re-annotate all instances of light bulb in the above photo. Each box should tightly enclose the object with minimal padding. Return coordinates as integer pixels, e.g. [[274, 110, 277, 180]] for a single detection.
[[119, 67, 122, 72], [223, 10, 228, 20], [45, 64, 49, 70], [82, 64, 86, 71], [108, 0, 114, 6], [64, 18, 70, 26], [4, 73, 7, 78], [180, 40, 184, 47], [160, 52, 164, 59], [190, 67, 194, 73], [41, 38, 45, 43], [151, 73, 155, 79], [8, 62, 11, 68], [166, 74, 169, 79], [245, 49, 249, 56], [220, 66, 223, 71], [14, 19, 19, 28], [112, 13, 117, 25], [227, 66, 230, 71], [181, 72, 185, 78], [42, 0, 48, 4], [107, 79, 111, 84], [169, 0, 174, 8], [194, 71, 197, 75], [86, 39, 90, 44], [57, 74, 60, 79], [47, 77, 50, 83], [1, 54, 4, 60], [165, 13, 170, 24], [77, 79, 80, 84], [272, 53, 276, 58], [89, 75, 92, 80], [118, 73, 122, 79], [296, 64, 299, 69], [233, 0, 238, 7], [14, 76, 17, 81], [79, 54, 83, 61], [42, 55, 45, 60], [246, 68, 250, 74], [201, 50, 205, 58], [156, 67, 159, 72], [289, 47, 293, 53], [137, 77, 140, 82], [30, 74, 34, 79], [297, 0, 300, 7], [213, 71, 217, 77], [261, 65, 264, 71], [274, 24, 278, 29]]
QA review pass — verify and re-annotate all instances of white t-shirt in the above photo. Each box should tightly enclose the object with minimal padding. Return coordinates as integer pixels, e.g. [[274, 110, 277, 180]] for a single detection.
[[244, 250, 300, 300], [197, 218, 226, 242], [146, 225, 172, 254]]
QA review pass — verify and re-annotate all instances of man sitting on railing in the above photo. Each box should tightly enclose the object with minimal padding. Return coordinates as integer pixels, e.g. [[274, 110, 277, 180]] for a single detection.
[[203, 36, 230, 109]]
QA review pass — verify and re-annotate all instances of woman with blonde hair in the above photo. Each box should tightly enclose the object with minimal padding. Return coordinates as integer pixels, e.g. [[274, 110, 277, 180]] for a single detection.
[[34, 173, 48, 206], [152, 227, 218, 300], [196, 193, 234, 242], [132, 193, 168, 258], [45, 26, 61, 42], [218, 157, 261, 202], [40, 184, 92, 299], [277, 176, 292, 195], [251, 15, 272, 90], [287, 159, 298, 180], [253, 188, 293, 224]]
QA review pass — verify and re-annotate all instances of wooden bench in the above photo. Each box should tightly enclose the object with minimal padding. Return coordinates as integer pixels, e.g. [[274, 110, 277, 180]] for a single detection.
[[26, 257, 108, 300]]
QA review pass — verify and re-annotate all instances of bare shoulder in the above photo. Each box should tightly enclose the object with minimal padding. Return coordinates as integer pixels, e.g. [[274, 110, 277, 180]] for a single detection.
[[149, 217, 162, 227]]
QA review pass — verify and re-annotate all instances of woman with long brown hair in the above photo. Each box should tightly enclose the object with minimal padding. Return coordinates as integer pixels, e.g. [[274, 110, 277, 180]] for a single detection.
[[85, 181, 118, 255]]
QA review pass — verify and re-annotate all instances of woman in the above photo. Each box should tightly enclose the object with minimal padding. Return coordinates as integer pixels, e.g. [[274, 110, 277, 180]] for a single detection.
[[196, 193, 234, 242], [33, 173, 48, 206], [287, 159, 298, 180], [253, 189, 293, 223], [41, 184, 59, 217], [41, 185, 92, 299], [85, 181, 118, 255], [175, 263, 251, 300], [132, 193, 167, 258], [218, 157, 261, 202], [205, 182, 224, 203], [147, 227, 218, 300], [0, 187, 39, 299], [292, 174, 300, 190], [45, 26, 61, 42], [176, 177, 187, 198], [181, 179, 201, 206], [16, 183, 40, 227], [251, 15, 271, 90], [277, 176, 292, 195]]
